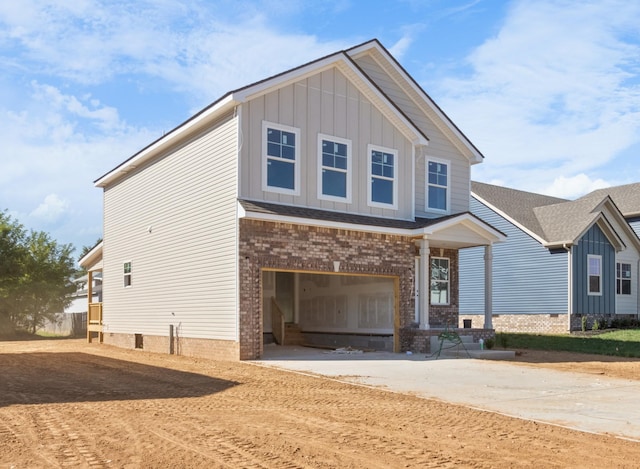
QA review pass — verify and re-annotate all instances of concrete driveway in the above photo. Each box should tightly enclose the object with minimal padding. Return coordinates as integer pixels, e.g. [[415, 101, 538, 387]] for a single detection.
[[256, 345, 640, 442]]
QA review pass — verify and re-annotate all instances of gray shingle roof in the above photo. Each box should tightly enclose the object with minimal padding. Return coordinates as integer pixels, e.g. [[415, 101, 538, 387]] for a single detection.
[[471, 181, 568, 239], [579, 183, 640, 218], [533, 195, 604, 244]]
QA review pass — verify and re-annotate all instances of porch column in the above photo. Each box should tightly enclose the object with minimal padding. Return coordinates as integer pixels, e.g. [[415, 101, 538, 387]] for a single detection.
[[484, 244, 493, 329], [419, 238, 430, 329], [87, 270, 94, 342]]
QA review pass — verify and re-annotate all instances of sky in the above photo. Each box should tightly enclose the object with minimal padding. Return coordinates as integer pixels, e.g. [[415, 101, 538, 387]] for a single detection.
[[1, 0, 640, 256]]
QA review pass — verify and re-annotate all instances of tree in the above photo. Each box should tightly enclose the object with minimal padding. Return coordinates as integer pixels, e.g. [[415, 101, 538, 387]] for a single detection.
[[0, 211, 77, 335], [0, 211, 27, 334]]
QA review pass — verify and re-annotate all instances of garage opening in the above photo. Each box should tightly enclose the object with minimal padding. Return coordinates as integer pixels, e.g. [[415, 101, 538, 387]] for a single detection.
[[263, 271, 396, 352]]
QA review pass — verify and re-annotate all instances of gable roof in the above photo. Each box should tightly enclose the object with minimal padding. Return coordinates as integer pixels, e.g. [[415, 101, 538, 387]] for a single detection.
[[579, 182, 640, 218], [347, 40, 484, 164], [95, 39, 434, 188], [471, 181, 640, 251]]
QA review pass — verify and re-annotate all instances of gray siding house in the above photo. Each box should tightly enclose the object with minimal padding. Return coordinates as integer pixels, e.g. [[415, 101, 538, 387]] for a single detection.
[[81, 40, 505, 360], [460, 182, 640, 333]]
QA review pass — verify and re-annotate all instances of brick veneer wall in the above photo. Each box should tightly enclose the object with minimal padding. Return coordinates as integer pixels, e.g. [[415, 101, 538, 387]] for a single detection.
[[102, 333, 239, 360], [458, 314, 568, 334], [239, 219, 416, 359]]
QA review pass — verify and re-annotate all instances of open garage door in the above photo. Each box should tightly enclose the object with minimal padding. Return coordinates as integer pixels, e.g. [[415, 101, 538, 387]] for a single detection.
[[263, 271, 397, 352]]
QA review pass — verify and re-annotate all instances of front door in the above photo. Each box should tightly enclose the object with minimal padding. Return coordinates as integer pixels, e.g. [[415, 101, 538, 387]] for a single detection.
[[276, 272, 295, 323]]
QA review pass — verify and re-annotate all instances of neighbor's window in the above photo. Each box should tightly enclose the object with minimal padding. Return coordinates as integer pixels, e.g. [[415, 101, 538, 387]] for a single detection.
[[427, 159, 449, 212], [124, 261, 132, 287], [430, 257, 449, 305], [617, 262, 631, 295], [262, 121, 300, 195], [368, 145, 397, 208], [318, 135, 351, 202], [587, 255, 602, 295]]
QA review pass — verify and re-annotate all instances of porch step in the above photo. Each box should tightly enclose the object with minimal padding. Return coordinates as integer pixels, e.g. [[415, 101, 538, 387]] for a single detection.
[[429, 335, 516, 360], [283, 323, 305, 346]]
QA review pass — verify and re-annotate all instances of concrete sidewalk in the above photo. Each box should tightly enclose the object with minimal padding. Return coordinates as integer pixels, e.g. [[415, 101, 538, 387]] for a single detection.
[[256, 345, 640, 442]]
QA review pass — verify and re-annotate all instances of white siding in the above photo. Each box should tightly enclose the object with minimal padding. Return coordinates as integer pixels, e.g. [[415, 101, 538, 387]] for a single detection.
[[102, 114, 239, 340], [615, 226, 640, 314], [239, 67, 414, 220], [353, 54, 472, 216]]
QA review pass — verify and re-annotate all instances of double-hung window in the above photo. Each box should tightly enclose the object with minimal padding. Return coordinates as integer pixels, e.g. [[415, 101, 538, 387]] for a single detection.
[[262, 121, 300, 195], [587, 255, 602, 295], [617, 262, 631, 295], [318, 134, 351, 202], [124, 261, 132, 287], [427, 159, 449, 212], [430, 257, 449, 305], [368, 144, 397, 209]]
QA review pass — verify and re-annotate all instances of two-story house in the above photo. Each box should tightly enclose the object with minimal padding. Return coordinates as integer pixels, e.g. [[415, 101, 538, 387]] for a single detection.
[[80, 40, 504, 360]]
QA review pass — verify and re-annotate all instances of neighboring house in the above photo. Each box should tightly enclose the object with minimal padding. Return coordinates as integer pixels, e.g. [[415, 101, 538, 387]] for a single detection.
[[460, 181, 640, 333], [40, 273, 100, 336], [80, 39, 505, 360]]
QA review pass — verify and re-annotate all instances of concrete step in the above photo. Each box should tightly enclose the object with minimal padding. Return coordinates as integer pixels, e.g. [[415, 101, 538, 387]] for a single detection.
[[438, 349, 516, 360]]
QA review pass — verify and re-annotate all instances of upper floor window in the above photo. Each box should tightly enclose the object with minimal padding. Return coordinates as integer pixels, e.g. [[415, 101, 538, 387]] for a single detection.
[[427, 159, 449, 212], [368, 144, 398, 209], [124, 261, 132, 287], [318, 135, 351, 202], [262, 121, 300, 195], [587, 255, 602, 296], [617, 262, 631, 295], [430, 257, 449, 305]]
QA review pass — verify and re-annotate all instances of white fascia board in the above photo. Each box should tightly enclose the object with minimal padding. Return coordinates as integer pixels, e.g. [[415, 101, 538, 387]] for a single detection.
[[348, 41, 481, 163], [419, 213, 506, 243], [79, 241, 103, 270], [472, 192, 548, 245], [95, 95, 237, 187]]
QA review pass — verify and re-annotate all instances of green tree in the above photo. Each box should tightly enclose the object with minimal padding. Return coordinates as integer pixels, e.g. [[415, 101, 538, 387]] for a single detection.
[[0, 210, 77, 335], [0, 211, 27, 334], [19, 231, 77, 334]]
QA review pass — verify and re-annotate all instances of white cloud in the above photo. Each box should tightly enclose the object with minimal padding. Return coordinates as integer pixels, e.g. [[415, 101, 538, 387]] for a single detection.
[[434, 0, 640, 192], [542, 174, 611, 199], [30, 193, 69, 223]]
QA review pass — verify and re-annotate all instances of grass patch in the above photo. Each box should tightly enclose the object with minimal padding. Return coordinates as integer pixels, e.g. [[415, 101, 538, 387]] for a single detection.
[[501, 330, 640, 358]]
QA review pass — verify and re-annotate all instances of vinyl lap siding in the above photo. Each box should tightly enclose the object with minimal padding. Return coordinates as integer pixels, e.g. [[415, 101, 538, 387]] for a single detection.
[[459, 197, 568, 314], [103, 114, 238, 341]]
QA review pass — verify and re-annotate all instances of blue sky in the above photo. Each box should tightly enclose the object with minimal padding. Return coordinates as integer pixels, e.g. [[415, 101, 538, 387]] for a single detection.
[[1, 0, 640, 256]]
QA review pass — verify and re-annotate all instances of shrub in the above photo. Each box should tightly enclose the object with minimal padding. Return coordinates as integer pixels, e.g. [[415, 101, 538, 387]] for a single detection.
[[581, 316, 587, 332], [592, 319, 600, 331], [484, 337, 495, 350], [496, 333, 509, 349]]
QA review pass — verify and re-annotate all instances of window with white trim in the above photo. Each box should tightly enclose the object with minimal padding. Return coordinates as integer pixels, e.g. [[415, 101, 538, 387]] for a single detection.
[[124, 261, 132, 287], [368, 144, 397, 208], [427, 159, 449, 212], [262, 121, 300, 195], [430, 257, 449, 305], [617, 262, 631, 295], [318, 134, 351, 202], [587, 255, 602, 296]]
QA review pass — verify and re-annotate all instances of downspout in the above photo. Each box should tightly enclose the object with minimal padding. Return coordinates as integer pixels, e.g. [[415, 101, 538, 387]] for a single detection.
[[564, 243, 573, 332]]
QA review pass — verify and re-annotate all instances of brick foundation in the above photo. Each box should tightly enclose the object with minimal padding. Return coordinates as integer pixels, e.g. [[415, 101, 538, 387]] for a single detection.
[[459, 314, 568, 334], [103, 332, 239, 360]]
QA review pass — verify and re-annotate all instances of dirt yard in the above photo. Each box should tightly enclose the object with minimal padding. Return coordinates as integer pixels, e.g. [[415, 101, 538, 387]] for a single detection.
[[1, 339, 639, 468]]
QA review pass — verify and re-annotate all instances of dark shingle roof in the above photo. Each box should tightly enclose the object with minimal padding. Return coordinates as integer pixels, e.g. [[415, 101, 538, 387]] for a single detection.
[[239, 199, 471, 231]]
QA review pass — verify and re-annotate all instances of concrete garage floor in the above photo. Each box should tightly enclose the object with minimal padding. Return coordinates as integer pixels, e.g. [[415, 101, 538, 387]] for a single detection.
[[256, 344, 640, 442]]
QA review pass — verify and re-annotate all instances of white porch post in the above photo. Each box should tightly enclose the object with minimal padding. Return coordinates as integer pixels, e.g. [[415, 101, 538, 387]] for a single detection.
[[419, 238, 430, 329], [484, 244, 493, 329]]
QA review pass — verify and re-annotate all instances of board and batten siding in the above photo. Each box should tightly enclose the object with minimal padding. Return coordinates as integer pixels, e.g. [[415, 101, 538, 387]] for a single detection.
[[102, 113, 239, 341], [238, 67, 414, 220], [572, 224, 615, 315], [459, 197, 568, 315], [352, 54, 471, 217]]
